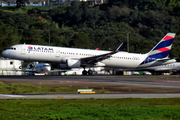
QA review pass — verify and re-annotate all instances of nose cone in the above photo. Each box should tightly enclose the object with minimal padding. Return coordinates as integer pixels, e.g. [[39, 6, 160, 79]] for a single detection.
[[2, 50, 7, 57], [47, 66, 51, 71]]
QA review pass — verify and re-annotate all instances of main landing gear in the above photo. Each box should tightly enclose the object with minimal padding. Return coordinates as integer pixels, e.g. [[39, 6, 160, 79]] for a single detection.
[[82, 69, 93, 75]]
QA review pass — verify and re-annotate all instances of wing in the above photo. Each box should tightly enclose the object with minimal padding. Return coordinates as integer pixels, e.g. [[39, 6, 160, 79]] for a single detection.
[[49, 69, 68, 73], [4, 69, 69, 73], [15, 69, 38, 73], [2, 69, 38, 73], [81, 43, 124, 65]]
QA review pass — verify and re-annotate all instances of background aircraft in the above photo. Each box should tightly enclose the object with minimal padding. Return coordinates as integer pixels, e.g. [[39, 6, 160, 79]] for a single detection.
[[141, 62, 180, 75], [19, 62, 64, 75], [20, 62, 105, 75], [119, 62, 180, 75], [2, 33, 176, 75]]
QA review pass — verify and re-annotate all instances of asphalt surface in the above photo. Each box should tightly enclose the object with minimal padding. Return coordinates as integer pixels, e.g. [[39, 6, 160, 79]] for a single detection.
[[0, 93, 180, 99], [0, 75, 180, 87], [0, 75, 180, 99]]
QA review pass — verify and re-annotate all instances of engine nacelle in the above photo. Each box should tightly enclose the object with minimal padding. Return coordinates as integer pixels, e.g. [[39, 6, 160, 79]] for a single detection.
[[58, 64, 68, 69], [27, 63, 34, 69], [66, 59, 81, 68]]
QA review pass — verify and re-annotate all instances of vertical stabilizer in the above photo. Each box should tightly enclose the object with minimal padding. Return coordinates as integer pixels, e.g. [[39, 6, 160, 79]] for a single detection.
[[148, 33, 175, 58], [140, 33, 175, 65]]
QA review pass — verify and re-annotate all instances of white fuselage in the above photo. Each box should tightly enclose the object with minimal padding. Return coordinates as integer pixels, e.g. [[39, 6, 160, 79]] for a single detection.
[[33, 63, 51, 73], [2, 44, 175, 69], [145, 62, 180, 71]]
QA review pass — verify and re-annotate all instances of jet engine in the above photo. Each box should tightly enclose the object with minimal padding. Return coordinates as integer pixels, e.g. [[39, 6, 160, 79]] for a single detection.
[[58, 64, 68, 69], [27, 63, 35, 69], [66, 59, 81, 68]]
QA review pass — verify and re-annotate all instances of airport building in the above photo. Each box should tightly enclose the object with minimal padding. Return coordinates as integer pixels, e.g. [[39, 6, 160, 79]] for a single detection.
[[0, 0, 105, 7], [0, 58, 23, 75]]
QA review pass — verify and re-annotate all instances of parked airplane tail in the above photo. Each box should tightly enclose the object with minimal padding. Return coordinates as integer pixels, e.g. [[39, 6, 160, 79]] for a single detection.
[[148, 33, 175, 58], [141, 33, 175, 64]]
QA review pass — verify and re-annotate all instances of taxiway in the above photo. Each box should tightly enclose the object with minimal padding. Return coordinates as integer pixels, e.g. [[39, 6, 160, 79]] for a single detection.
[[0, 75, 180, 99]]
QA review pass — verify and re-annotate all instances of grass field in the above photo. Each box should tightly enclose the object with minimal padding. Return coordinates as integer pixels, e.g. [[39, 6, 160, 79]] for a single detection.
[[0, 82, 180, 119], [0, 82, 82, 94], [0, 98, 180, 119], [0, 82, 112, 94]]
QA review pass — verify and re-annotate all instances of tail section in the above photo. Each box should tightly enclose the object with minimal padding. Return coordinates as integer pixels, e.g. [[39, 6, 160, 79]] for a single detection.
[[140, 33, 175, 65], [148, 33, 175, 58]]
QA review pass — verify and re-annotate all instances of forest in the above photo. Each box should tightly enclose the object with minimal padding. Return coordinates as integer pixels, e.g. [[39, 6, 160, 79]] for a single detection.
[[0, 0, 180, 61]]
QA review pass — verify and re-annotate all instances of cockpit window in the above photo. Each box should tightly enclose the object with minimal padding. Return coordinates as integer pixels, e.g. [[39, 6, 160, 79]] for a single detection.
[[8, 47, 16, 50]]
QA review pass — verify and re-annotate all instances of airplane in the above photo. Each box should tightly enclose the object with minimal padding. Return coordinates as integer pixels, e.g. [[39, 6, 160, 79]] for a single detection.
[[12, 61, 105, 75], [15, 62, 65, 75], [119, 62, 180, 75], [141, 62, 180, 75], [2, 33, 176, 75]]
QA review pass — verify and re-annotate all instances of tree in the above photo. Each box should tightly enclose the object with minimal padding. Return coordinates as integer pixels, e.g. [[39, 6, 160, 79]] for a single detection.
[[21, 28, 44, 44], [0, 21, 21, 56], [66, 1, 83, 25], [107, 6, 130, 22], [84, 7, 102, 29], [28, 8, 41, 15], [70, 32, 92, 49], [107, 0, 126, 7], [16, 0, 29, 8]]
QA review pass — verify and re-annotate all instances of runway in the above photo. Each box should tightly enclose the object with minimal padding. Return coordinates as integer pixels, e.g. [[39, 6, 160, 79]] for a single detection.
[[0, 75, 180, 99], [0, 75, 180, 87], [0, 93, 180, 99]]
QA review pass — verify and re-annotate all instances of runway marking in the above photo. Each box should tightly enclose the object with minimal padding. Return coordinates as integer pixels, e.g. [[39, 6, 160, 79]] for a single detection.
[[57, 96, 64, 98], [56, 81, 91, 83], [0, 94, 25, 98], [151, 80, 180, 82]]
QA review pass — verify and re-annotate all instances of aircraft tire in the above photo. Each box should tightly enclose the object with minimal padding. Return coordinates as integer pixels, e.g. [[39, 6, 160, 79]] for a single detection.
[[82, 70, 88, 75], [88, 69, 93, 75]]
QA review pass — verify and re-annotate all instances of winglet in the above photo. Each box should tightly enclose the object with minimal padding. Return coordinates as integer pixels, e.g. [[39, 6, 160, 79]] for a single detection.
[[116, 42, 124, 51]]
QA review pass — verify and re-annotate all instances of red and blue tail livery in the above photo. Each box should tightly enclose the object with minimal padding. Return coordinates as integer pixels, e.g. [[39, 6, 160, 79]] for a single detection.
[[140, 33, 175, 65]]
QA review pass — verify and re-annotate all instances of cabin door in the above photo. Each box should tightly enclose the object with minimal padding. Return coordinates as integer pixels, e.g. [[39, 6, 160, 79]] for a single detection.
[[21, 45, 26, 54], [56, 49, 60, 57]]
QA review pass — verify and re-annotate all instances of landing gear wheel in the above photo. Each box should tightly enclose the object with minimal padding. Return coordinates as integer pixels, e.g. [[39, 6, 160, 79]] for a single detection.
[[82, 70, 88, 75], [88, 69, 93, 75]]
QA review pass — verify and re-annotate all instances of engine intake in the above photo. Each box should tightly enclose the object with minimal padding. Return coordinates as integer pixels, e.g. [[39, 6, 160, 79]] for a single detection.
[[27, 63, 35, 69]]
